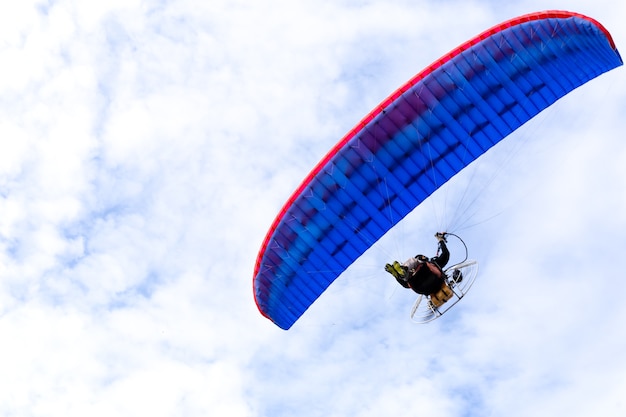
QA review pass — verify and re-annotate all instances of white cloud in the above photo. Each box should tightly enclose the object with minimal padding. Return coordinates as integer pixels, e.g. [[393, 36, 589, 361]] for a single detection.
[[0, 0, 624, 416]]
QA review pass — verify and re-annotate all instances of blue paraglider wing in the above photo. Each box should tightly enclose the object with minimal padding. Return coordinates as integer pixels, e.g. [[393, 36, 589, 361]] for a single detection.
[[253, 10, 622, 329]]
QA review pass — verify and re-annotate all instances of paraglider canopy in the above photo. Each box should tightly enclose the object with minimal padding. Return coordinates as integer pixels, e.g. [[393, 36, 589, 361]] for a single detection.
[[254, 10, 623, 330]]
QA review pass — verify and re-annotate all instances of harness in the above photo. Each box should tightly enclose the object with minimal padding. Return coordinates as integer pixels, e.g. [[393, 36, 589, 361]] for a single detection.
[[406, 260, 445, 295]]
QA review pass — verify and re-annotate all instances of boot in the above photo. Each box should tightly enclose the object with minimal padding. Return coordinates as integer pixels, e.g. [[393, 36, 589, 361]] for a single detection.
[[385, 263, 401, 280], [392, 261, 407, 278]]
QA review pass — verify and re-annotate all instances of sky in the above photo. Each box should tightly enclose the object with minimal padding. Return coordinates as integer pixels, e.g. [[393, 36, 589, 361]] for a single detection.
[[0, 0, 625, 416]]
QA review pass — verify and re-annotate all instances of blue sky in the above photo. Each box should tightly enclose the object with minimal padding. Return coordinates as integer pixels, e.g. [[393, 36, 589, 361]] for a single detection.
[[0, 1, 625, 416]]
